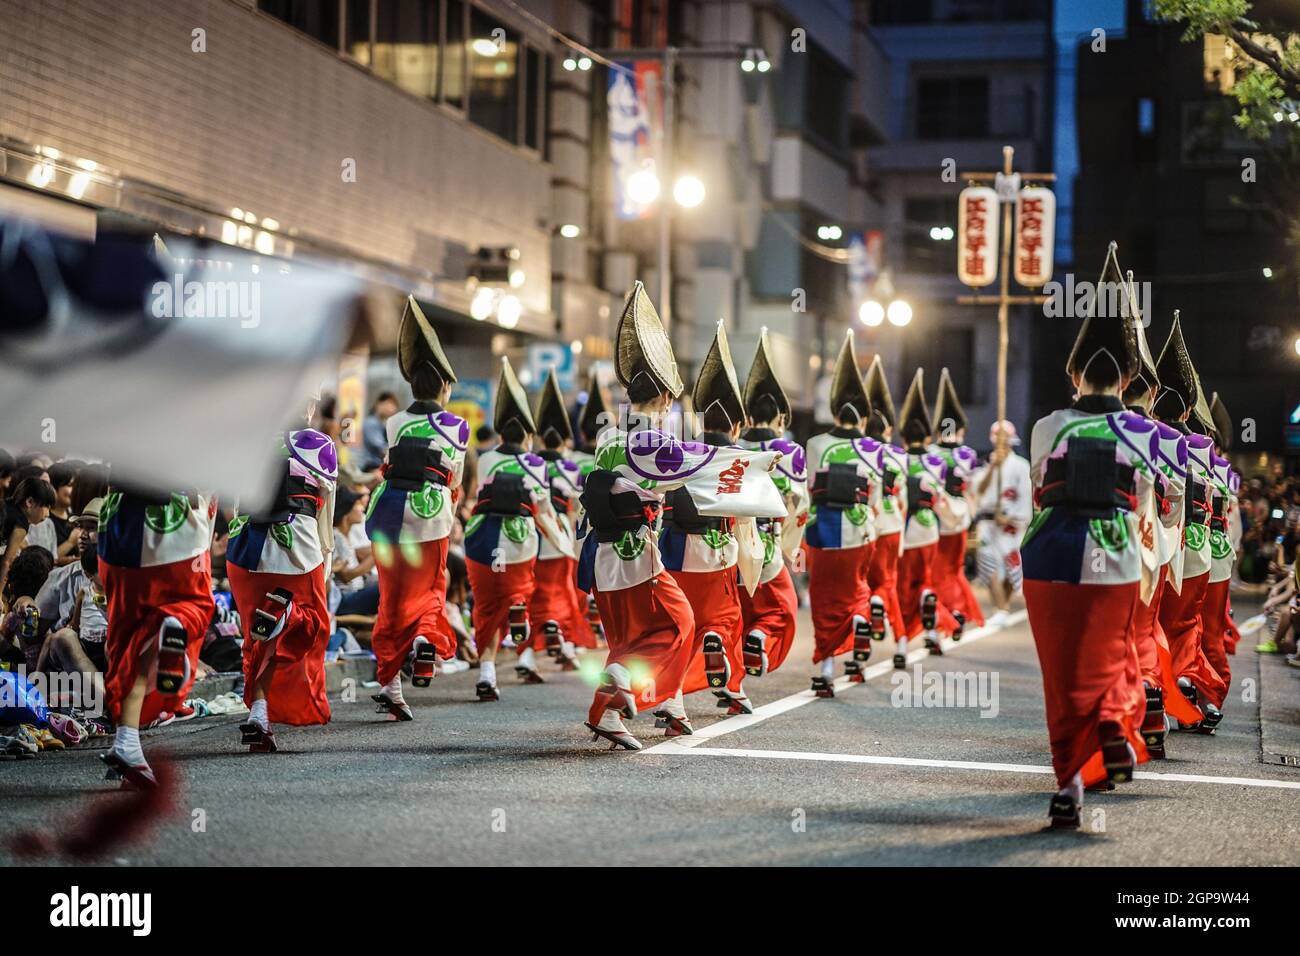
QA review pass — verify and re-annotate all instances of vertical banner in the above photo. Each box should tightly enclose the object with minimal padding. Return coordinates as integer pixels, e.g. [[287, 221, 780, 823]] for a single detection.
[[1013, 186, 1055, 288], [957, 186, 998, 288], [607, 60, 662, 221], [846, 229, 883, 304]]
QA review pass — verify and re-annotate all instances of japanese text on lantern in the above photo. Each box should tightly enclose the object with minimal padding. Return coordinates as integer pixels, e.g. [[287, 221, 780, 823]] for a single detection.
[[957, 186, 998, 287], [1013, 186, 1055, 287]]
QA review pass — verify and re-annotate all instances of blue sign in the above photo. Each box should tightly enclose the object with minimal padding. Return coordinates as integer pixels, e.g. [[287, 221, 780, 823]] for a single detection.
[[527, 343, 575, 392]]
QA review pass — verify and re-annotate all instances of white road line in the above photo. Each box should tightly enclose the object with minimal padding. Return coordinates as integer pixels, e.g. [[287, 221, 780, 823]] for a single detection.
[[640, 610, 1029, 753], [647, 741, 1300, 791]]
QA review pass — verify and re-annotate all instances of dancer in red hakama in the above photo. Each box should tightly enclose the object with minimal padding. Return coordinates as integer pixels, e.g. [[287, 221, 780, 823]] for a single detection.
[[862, 355, 908, 649], [737, 328, 809, 679], [98, 488, 216, 788], [569, 370, 611, 648], [526, 369, 594, 666], [1021, 242, 1159, 828], [365, 297, 468, 720], [668, 322, 787, 719], [930, 368, 983, 630], [576, 283, 779, 748], [225, 427, 338, 750]]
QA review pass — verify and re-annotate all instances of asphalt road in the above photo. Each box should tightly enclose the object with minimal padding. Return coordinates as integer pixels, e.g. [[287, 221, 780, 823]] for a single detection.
[[3, 596, 1299, 866]]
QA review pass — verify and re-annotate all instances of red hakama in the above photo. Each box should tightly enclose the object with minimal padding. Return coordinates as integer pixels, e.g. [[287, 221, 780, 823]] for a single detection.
[[935, 530, 985, 627], [590, 572, 696, 712], [1023, 579, 1148, 788], [1130, 568, 1202, 725], [866, 532, 906, 640], [100, 555, 216, 726], [898, 542, 960, 638], [1223, 596, 1240, 655], [1157, 572, 1226, 707], [527, 556, 597, 650], [372, 538, 453, 685], [466, 558, 535, 653], [675, 568, 744, 695], [1199, 578, 1232, 708], [738, 564, 799, 675], [228, 564, 331, 726], [806, 543, 873, 663]]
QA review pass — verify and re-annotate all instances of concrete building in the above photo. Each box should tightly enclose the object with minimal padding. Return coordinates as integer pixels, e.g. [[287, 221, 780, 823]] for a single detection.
[[0, 0, 894, 433], [868, 0, 1052, 447]]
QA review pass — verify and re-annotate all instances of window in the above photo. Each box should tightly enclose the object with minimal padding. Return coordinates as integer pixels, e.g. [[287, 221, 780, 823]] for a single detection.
[[468, 7, 520, 143], [903, 197, 956, 274], [805, 46, 850, 150], [261, 0, 340, 50], [373, 0, 440, 100], [523, 46, 543, 151], [916, 76, 989, 139], [444, 0, 466, 110], [346, 0, 371, 62]]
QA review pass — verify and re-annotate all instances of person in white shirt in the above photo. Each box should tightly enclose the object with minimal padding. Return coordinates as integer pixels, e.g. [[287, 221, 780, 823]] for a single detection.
[[971, 421, 1032, 628]]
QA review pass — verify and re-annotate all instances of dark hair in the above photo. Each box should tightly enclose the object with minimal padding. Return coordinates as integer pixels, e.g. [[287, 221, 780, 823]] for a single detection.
[[373, 390, 398, 408], [627, 377, 665, 405], [15, 452, 45, 469], [444, 548, 467, 594], [749, 394, 781, 425], [80, 546, 99, 579], [475, 425, 495, 443], [334, 488, 362, 527], [9, 465, 46, 491], [0, 449, 14, 478], [410, 365, 446, 402], [701, 406, 735, 433], [865, 410, 890, 441], [1121, 375, 1153, 407], [541, 428, 565, 450], [70, 464, 110, 517], [6, 546, 53, 601], [47, 462, 78, 489], [10, 477, 55, 509], [837, 404, 863, 427], [499, 421, 529, 446]]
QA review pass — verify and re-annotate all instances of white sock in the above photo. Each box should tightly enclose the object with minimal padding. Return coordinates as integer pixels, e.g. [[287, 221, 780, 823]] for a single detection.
[[605, 662, 632, 690], [481, 660, 497, 686], [596, 709, 628, 733], [384, 673, 405, 704], [113, 726, 144, 766], [562, 640, 576, 658], [518, 646, 536, 671], [851, 613, 867, 631], [1060, 772, 1084, 805], [249, 698, 269, 731], [661, 688, 686, 719], [820, 657, 835, 680], [896, 636, 908, 655]]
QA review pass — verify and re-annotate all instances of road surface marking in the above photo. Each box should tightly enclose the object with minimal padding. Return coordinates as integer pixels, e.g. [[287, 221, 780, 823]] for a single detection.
[[647, 741, 1300, 791], [640, 610, 1029, 754]]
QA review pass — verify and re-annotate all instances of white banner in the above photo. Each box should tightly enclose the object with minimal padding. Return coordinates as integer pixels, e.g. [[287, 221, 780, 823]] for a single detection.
[[957, 186, 998, 287], [1013, 186, 1055, 288]]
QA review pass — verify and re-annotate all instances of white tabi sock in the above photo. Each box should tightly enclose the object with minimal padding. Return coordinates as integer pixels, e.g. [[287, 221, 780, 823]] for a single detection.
[[249, 698, 270, 731], [596, 709, 628, 733], [605, 661, 632, 690], [820, 657, 835, 680], [562, 640, 576, 658], [113, 726, 145, 767], [661, 688, 686, 719], [384, 674, 405, 704], [518, 646, 536, 671], [480, 660, 498, 687], [896, 636, 908, 656]]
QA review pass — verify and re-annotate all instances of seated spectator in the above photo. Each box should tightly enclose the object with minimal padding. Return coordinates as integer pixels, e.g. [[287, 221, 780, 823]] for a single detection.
[[0, 545, 55, 671], [362, 391, 399, 471], [332, 486, 378, 616], [0, 449, 14, 498], [33, 500, 108, 712], [0, 477, 56, 608], [46, 461, 81, 565]]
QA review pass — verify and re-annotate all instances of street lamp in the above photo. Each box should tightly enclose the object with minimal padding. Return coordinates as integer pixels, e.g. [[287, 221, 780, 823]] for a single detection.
[[887, 299, 913, 327], [672, 174, 706, 208], [859, 300, 885, 327], [626, 165, 661, 205]]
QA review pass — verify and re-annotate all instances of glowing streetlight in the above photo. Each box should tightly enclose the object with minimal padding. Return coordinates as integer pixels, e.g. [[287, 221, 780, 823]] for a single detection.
[[470, 288, 495, 321], [497, 295, 522, 329], [887, 299, 913, 327], [559, 223, 580, 239], [859, 300, 885, 327], [471, 38, 499, 57], [673, 174, 706, 208], [626, 166, 661, 205]]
